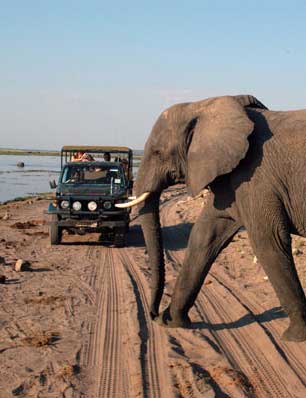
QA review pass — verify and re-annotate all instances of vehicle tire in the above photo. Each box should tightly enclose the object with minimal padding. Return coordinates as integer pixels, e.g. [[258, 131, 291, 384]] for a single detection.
[[50, 216, 62, 245], [114, 231, 126, 248]]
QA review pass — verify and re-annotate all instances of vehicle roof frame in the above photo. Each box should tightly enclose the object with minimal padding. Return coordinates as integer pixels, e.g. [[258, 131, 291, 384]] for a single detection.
[[60, 145, 133, 181]]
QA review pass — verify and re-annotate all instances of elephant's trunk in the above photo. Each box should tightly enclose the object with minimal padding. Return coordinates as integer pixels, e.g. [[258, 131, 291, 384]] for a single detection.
[[139, 192, 165, 319]]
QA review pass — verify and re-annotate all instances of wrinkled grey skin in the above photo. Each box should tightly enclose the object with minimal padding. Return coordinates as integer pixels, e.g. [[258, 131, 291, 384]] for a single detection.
[[136, 94, 306, 342]]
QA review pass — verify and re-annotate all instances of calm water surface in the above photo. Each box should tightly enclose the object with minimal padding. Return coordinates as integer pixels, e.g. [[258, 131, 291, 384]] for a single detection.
[[0, 155, 60, 203]]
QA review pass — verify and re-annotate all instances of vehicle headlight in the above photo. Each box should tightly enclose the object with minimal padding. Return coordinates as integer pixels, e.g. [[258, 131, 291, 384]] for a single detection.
[[60, 200, 69, 209], [88, 201, 97, 211], [103, 201, 112, 209], [72, 201, 82, 211]]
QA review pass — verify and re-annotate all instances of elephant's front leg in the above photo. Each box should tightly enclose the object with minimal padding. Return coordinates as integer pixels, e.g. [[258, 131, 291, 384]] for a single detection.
[[157, 205, 241, 327]]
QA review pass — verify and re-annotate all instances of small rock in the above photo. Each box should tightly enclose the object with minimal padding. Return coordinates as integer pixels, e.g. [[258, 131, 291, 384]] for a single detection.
[[0, 275, 6, 284], [292, 248, 303, 256], [12, 384, 24, 396], [263, 276, 269, 281], [253, 256, 258, 264], [15, 259, 31, 272], [2, 213, 10, 221], [17, 162, 25, 168], [64, 387, 74, 398], [25, 367, 33, 373], [38, 372, 47, 386]]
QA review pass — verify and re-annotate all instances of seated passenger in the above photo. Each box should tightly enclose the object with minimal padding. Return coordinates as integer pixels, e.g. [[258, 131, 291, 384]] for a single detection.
[[121, 158, 129, 177], [103, 152, 111, 161], [72, 151, 83, 161], [69, 168, 83, 182], [72, 151, 95, 162], [81, 152, 95, 161]]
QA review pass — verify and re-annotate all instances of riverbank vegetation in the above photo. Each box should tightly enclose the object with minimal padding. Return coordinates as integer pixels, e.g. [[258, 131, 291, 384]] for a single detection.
[[0, 149, 59, 156], [0, 148, 143, 162]]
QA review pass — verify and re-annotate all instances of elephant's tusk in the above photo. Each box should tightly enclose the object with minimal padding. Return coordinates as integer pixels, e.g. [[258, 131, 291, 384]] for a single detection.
[[115, 192, 150, 208]]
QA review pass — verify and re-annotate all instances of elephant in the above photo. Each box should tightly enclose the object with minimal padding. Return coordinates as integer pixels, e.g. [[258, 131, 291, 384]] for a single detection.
[[117, 94, 306, 342]]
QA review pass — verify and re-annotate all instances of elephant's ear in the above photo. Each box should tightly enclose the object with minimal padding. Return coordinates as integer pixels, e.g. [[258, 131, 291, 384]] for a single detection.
[[186, 96, 254, 196]]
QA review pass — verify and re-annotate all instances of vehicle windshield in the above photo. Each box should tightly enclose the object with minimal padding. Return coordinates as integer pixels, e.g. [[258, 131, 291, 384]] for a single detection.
[[61, 163, 125, 187]]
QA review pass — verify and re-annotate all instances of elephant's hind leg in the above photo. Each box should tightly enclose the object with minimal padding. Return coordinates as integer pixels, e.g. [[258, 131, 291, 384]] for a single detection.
[[157, 204, 241, 328], [248, 212, 306, 342]]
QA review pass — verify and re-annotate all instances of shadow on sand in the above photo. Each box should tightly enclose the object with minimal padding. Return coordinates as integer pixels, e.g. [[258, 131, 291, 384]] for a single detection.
[[190, 306, 287, 331]]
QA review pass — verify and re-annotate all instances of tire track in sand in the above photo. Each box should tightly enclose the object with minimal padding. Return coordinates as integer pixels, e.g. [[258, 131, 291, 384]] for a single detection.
[[118, 249, 172, 398], [80, 242, 171, 397], [160, 195, 306, 398], [88, 248, 129, 398], [78, 246, 100, 370], [210, 271, 306, 387]]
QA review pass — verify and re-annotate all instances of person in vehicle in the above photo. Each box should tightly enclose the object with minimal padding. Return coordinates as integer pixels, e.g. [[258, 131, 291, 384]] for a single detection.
[[72, 151, 95, 162], [103, 152, 111, 161], [71, 151, 82, 161], [81, 152, 95, 161], [121, 158, 129, 177]]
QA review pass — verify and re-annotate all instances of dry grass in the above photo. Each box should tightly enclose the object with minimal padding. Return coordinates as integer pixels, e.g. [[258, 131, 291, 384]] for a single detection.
[[24, 295, 65, 305], [11, 221, 37, 229], [57, 363, 80, 380]]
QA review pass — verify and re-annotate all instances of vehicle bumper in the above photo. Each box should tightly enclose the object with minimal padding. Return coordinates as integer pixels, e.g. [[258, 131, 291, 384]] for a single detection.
[[46, 207, 129, 227], [49, 218, 127, 229], [45, 209, 128, 216]]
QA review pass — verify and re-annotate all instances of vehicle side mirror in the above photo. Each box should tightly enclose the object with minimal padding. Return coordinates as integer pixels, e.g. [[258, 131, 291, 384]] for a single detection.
[[128, 180, 134, 189], [49, 180, 57, 189]]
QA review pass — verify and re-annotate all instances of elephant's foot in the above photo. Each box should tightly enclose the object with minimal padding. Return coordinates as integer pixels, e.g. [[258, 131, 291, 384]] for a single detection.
[[149, 311, 158, 321], [281, 322, 306, 342], [155, 307, 191, 328], [149, 302, 161, 321]]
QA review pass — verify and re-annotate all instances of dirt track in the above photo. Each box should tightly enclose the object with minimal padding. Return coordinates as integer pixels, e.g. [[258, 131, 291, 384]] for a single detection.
[[0, 187, 306, 397]]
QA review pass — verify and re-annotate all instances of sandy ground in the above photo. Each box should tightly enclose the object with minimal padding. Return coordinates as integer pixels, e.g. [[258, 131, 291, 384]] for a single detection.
[[0, 187, 306, 398]]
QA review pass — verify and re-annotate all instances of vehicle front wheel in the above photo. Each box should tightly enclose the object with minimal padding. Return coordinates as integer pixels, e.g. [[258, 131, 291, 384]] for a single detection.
[[50, 216, 62, 245]]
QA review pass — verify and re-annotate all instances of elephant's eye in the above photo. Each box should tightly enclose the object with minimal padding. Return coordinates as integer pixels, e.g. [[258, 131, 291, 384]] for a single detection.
[[153, 150, 161, 157]]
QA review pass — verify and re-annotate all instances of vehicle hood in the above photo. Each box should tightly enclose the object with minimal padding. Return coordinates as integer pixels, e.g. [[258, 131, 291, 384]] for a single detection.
[[57, 184, 126, 197]]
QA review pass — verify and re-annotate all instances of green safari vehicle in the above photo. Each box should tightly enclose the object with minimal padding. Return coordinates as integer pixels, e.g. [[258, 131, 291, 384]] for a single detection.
[[47, 146, 133, 247]]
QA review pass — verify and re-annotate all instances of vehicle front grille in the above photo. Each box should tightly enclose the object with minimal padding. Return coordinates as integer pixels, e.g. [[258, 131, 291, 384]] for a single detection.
[[65, 198, 122, 212]]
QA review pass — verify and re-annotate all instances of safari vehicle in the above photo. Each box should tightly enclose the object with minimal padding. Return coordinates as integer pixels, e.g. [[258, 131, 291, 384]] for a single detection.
[[47, 146, 133, 246]]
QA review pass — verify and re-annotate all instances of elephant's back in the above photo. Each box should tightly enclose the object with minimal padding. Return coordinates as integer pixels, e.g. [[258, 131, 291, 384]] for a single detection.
[[245, 110, 306, 235], [231, 109, 306, 198], [254, 108, 306, 137], [246, 109, 306, 167]]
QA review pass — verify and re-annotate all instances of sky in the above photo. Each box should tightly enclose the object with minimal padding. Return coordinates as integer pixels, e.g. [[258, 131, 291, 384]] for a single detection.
[[1, 1, 306, 150]]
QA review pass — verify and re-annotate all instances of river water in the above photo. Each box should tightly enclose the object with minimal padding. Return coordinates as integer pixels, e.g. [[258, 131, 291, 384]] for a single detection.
[[0, 155, 60, 203]]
